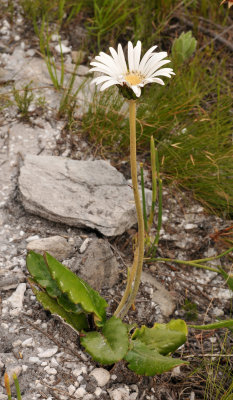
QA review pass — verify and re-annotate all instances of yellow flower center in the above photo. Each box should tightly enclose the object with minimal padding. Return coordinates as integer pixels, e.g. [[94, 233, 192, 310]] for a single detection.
[[124, 73, 143, 86]]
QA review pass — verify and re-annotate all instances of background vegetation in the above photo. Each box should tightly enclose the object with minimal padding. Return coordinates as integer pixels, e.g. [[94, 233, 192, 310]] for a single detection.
[[2, 0, 232, 216]]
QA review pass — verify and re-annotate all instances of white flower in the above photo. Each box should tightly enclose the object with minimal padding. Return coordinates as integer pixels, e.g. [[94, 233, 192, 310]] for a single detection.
[[89, 41, 175, 98]]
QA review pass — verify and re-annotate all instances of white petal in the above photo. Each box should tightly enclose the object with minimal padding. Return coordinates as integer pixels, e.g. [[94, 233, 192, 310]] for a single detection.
[[133, 41, 141, 71], [152, 69, 175, 78], [91, 75, 117, 85], [96, 53, 122, 75], [89, 62, 118, 77], [117, 44, 128, 74], [131, 85, 141, 97], [100, 79, 120, 91], [143, 52, 168, 75], [145, 59, 171, 78], [128, 41, 134, 71], [138, 45, 158, 72], [150, 78, 165, 85]]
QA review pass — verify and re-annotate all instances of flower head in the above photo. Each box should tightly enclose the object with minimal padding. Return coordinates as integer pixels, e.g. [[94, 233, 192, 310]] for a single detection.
[[90, 41, 175, 98]]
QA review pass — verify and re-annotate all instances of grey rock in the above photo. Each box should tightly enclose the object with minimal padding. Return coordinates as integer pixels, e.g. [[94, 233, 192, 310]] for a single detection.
[[5, 283, 26, 310], [38, 347, 58, 358], [109, 387, 130, 400], [141, 271, 176, 318], [27, 235, 74, 261], [78, 239, 119, 290], [19, 155, 152, 236], [90, 368, 110, 387]]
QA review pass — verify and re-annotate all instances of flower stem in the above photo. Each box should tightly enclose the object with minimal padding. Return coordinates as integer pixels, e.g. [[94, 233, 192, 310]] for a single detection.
[[114, 100, 144, 318]]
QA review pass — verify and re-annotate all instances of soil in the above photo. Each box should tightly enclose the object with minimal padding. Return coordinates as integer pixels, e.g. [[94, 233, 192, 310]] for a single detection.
[[0, 4, 233, 400]]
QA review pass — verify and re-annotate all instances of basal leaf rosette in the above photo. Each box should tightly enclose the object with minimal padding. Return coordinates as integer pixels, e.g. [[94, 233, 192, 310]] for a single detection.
[[124, 319, 188, 376]]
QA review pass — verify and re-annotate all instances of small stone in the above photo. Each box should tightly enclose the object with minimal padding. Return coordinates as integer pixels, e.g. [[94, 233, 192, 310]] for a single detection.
[[38, 347, 58, 358], [13, 340, 22, 347], [72, 50, 86, 64], [46, 368, 57, 375], [171, 366, 181, 377], [109, 387, 130, 400], [27, 236, 74, 261], [212, 307, 224, 317], [55, 43, 71, 54], [68, 385, 76, 396], [51, 34, 60, 42], [73, 365, 87, 377], [26, 235, 40, 242], [90, 368, 110, 387], [78, 238, 120, 290], [22, 337, 34, 347], [94, 388, 102, 397], [74, 387, 86, 398], [26, 49, 36, 57], [29, 357, 40, 364], [79, 238, 91, 254], [184, 223, 197, 230], [5, 283, 26, 311], [50, 357, 59, 367]]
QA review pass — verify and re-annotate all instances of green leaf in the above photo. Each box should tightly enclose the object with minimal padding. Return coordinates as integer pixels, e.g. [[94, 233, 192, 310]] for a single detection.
[[45, 252, 108, 324], [80, 316, 129, 364], [172, 31, 197, 64], [132, 319, 188, 355], [27, 251, 84, 314], [189, 319, 233, 330], [34, 290, 88, 331], [27, 251, 60, 297], [124, 339, 188, 376], [218, 267, 233, 291]]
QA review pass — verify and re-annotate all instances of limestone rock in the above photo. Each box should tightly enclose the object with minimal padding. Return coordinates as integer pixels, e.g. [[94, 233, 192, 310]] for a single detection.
[[90, 368, 110, 387], [27, 235, 74, 261], [5, 283, 26, 311], [141, 271, 176, 318], [19, 155, 152, 237], [78, 239, 119, 290]]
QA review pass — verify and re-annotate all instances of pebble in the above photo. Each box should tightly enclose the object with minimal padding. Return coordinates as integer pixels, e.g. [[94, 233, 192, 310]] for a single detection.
[[38, 347, 58, 358], [90, 368, 110, 387], [29, 357, 40, 364], [55, 43, 71, 54], [109, 387, 130, 400], [68, 385, 76, 396], [73, 365, 87, 376], [50, 357, 59, 367], [74, 387, 86, 398], [94, 387, 102, 396], [26, 235, 40, 242], [5, 283, 26, 310], [44, 366, 57, 375], [13, 339, 22, 347], [184, 223, 197, 230], [79, 238, 91, 254], [212, 307, 224, 317], [22, 337, 34, 347]]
